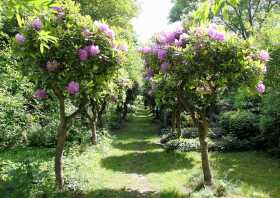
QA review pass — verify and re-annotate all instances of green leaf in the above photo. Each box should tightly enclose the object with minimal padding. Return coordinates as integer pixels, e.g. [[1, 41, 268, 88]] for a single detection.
[[227, 0, 239, 6], [16, 14, 24, 27], [222, 4, 229, 20], [212, 0, 224, 16]]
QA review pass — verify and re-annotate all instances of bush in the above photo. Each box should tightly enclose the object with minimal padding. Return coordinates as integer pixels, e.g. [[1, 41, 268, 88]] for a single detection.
[[260, 46, 280, 157], [27, 123, 57, 147], [219, 110, 260, 139], [160, 131, 177, 144], [163, 138, 201, 152]]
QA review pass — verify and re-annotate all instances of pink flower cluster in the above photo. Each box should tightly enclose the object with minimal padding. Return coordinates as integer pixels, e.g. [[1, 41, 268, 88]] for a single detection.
[[51, 6, 64, 18], [67, 81, 80, 95], [255, 50, 269, 93], [15, 33, 26, 44], [35, 89, 48, 100], [208, 24, 225, 41], [98, 23, 115, 39], [259, 50, 270, 62], [32, 18, 43, 30], [138, 46, 151, 54], [158, 27, 184, 45], [35, 81, 80, 100], [79, 44, 100, 61], [256, 82, 265, 94]]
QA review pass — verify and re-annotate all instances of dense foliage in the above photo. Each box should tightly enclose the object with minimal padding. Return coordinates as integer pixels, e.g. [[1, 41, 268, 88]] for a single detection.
[[141, 24, 265, 185]]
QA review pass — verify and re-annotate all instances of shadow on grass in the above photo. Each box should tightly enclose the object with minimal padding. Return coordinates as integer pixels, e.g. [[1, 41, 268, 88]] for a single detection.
[[211, 152, 280, 197], [112, 141, 161, 151], [101, 151, 194, 174], [0, 160, 55, 198], [85, 188, 189, 198]]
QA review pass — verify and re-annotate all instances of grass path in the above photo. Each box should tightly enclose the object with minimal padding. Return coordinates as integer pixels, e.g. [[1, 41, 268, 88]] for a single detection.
[[1, 107, 280, 197], [84, 107, 198, 197]]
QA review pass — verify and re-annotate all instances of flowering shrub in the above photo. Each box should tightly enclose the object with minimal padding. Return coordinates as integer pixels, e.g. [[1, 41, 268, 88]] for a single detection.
[[12, 0, 124, 188], [141, 24, 265, 185]]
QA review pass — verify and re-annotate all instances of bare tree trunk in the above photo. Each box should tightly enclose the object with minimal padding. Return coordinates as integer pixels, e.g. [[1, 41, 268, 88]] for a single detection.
[[90, 113, 97, 145], [52, 82, 67, 189], [172, 110, 176, 133], [55, 121, 67, 189], [98, 101, 107, 127], [176, 110, 181, 137], [198, 119, 213, 186]]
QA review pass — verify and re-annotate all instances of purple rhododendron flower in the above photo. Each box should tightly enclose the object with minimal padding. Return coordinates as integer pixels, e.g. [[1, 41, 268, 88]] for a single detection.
[[52, 6, 63, 12], [111, 95, 117, 102], [32, 19, 43, 30], [256, 82, 265, 94], [165, 32, 176, 44], [179, 33, 188, 41], [259, 50, 270, 62], [106, 29, 115, 38], [142, 46, 152, 54], [208, 26, 225, 41], [214, 32, 225, 41], [208, 27, 217, 39], [82, 28, 92, 38], [35, 89, 48, 100], [175, 39, 183, 47], [57, 11, 65, 18], [157, 49, 167, 60], [99, 23, 110, 32], [79, 48, 88, 61], [146, 68, 154, 79], [15, 33, 26, 44], [46, 60, 59, 72], [160, 62, 169, 73], [67, 81, 80, 95], [151, 44, 160, 54], [87, 45, 100, 56]]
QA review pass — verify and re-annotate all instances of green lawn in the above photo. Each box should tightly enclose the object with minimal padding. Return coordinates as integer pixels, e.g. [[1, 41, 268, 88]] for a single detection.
[[0, 107, 280, 198]]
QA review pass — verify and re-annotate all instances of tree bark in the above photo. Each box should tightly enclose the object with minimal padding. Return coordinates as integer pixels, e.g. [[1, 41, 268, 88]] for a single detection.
[[55, 121, 67, 189], [176, 110, 181, 137], [90, 114, 97, 145], [171, 110, 176, 133], [51, 82, 68, 189], [98, 101, 107, 127], [198, 119, 213, 186]]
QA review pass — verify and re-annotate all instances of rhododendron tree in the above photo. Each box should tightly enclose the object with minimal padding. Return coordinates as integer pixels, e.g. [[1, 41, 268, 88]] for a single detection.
[[13, 0, 121, 188], [141, 24, 265, 185]]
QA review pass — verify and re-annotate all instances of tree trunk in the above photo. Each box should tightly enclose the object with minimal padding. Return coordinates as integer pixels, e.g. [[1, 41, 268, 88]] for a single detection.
[[172, 110, 176, 133], [55, 121, 67, 189], [176, 110, 181, 137], [90, 114, 97, 145], [98, 101, 107, 127], [122, 102, 128, 121], [198, 120, 213, 186]]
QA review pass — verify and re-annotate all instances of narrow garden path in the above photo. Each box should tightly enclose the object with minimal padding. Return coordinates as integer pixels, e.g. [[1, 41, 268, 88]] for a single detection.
[[84, 107, 198, 197]]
